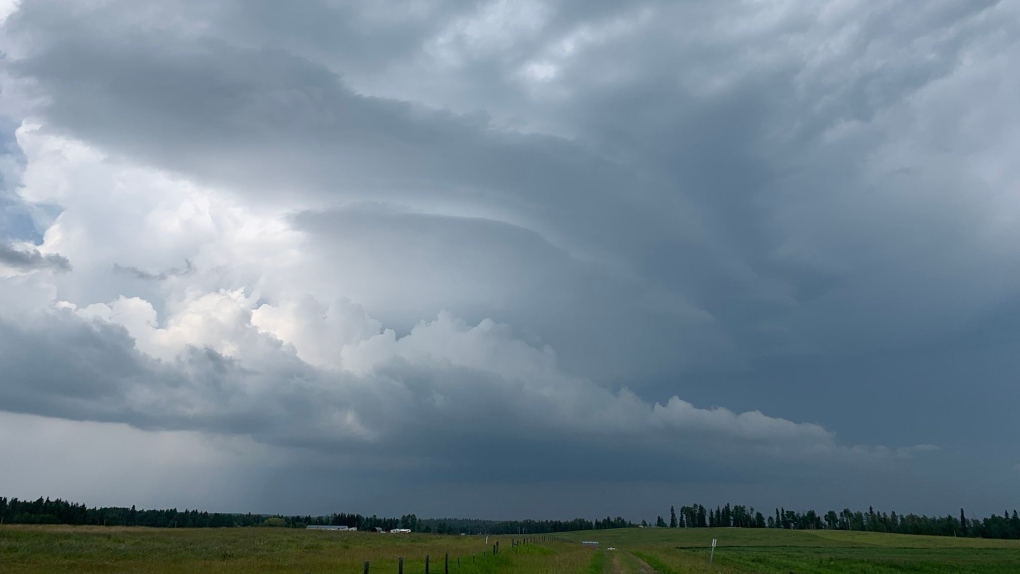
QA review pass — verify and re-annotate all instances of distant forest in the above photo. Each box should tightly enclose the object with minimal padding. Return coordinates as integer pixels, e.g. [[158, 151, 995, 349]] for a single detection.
[[0, 496, 620, 533], [651, 503, 1020, 540], [2, 496, 1018, 539]]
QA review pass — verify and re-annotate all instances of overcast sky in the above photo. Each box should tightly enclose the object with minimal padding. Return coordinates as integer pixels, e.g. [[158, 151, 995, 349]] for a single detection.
[[1, 0, 1018, 521]]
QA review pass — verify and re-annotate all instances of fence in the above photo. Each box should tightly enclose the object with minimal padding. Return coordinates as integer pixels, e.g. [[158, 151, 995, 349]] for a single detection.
[[304, 537, 549, 574]]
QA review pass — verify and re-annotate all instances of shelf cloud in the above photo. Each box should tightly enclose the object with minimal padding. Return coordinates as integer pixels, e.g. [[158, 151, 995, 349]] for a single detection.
[[0, 0, 1017, 518]]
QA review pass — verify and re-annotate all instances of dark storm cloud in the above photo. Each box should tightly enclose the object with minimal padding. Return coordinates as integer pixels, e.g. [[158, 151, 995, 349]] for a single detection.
[[6, 27, 677, 267], [1, 0, 1019, 516], [0, 306, 355, 441], [3, 8, 725, 378], [524, 0, 1018, 357], [0, 242, 71, 272], [0, 305, 886, 488], [7, 0, 1015, 381]]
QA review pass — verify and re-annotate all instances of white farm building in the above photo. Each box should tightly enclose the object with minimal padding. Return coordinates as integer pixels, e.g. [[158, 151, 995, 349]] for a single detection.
[[307, 525, 354, 531]]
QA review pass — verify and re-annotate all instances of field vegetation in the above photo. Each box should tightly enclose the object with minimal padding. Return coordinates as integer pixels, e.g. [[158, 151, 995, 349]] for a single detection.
[[3, 524, 1019, 573], [562, 527, 1020, 573], [0, 526, 585, 574]]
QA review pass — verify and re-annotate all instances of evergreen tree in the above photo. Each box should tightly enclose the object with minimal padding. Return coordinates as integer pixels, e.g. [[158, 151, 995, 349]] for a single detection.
[[669, 506, 677, 528]]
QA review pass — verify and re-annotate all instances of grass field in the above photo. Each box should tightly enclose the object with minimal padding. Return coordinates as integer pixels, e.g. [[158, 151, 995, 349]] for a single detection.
[[0, 527, 586, 574], [2, 525, 1018, 574], [560, 527, 1020, 574]]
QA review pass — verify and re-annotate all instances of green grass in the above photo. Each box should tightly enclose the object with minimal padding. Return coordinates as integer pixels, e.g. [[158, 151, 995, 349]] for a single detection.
[[630, 551, 677, 574], [559, 527, 1020, 573], [614, 549, 655, 574], [0, 526, 584, 574], [3, 526, 1019, 573], [559, 526, 1020, 548], [584, 550, 605, 574]]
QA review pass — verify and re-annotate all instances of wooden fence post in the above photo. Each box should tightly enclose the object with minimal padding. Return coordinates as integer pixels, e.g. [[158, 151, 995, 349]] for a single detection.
[[364, 561, 370, 574], [425, 555, 430, 574], [444, 552, 449, 574], [398, 557, 403, 574]]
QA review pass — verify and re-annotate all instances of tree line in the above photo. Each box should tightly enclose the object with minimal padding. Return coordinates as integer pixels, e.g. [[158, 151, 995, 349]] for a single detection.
[[650, 503, 1020, 539], [9, 495, 1014, 540], [0, 496, 621, 533], [405, 516, 629, 534]]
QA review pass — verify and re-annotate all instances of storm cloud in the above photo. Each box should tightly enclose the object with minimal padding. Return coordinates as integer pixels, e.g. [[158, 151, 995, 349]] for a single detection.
[[0, 0, 1018, 518], [0, 242, 70, 272]]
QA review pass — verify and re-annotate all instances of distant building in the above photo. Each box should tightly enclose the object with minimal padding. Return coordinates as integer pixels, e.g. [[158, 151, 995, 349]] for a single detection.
[[307, 525, 349, 531], [581, 541, 599, 547], [390, 528, 412, 533]]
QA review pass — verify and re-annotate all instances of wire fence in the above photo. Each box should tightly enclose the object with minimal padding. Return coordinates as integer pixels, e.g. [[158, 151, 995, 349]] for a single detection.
[[304, 536, 550, 574]]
